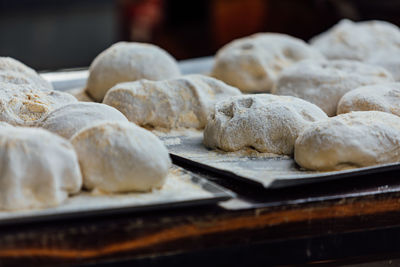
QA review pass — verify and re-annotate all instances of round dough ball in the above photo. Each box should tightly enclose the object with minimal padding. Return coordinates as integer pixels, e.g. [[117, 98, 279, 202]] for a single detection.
[[211, 33, 324, 93], [38, 102, 128, 139], [0, 83, 77, 126], [338, 83, 400, 116], [71, 121, 171, 192], [203, 94, 328, 155], [0, 127, 82, 210], [310, 19, 400, 80], [65, 87, 94, 102], [272, 60, 393, 116], [294, 111, 400, 171], [86, 42, 181, 102], [103, 74, 241, 130], [0, 57, 53, 90]]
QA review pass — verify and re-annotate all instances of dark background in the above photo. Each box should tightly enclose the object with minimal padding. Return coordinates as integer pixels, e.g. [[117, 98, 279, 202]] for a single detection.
[[0, 0, 399, 71]]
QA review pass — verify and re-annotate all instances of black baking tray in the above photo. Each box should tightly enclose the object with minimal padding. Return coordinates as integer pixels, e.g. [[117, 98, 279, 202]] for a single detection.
[[159, 130, 400, 189], [0, 167, 234, 226]]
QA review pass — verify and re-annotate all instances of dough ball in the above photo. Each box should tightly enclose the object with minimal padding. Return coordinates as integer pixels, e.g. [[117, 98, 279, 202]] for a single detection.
[[203, 94, 327, 155], [0, 83, 77, 126], [211, 33, 324, 93], [86, 42, 181, 102], [71, 121, 171, 193], [273, 60, 393, 116], [65, 87, 94, 102], [0, 127, 82, 210], [337, 83, 400, 116], [295, 111, 400, 171], [38, 102, 128, 139], [310, 19, 400, 80], [103, 74, 241, 130], [0, 57, 53, 90]]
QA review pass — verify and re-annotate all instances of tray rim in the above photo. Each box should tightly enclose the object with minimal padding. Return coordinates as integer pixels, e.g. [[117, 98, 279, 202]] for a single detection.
[[171, 153, 400, 189], [0, 167, 235, 227]]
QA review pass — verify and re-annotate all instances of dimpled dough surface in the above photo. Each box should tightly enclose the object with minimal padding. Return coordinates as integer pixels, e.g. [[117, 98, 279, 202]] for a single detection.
[[295, 111, 400, 171], [211, 33, 324, 93], [86, 42, 181, 102], [38, 102, 128, 139], [0, 126, 82, 210], [103, 74, 241, 130], [273, 60, 393, 116], [203, 94, 328, 155], [71, 121, 171, 193], [337, 83, 400, 116]]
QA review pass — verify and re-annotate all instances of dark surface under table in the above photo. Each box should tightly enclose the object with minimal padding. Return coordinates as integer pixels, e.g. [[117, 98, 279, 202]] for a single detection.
[[2, 163, 400, 267]]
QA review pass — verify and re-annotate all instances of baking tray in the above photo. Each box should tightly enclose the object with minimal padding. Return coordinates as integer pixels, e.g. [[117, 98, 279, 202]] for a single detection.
[[42, 56, 400, 190], [0, 166, 234, 226], [157, 129, 400, 189]]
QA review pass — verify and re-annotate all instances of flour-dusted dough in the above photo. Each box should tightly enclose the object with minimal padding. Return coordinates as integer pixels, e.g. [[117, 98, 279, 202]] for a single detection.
[[38, 102, 128, 139], [337, 83, 400, 116], [66, 87, 94, 102], [310, 19, 400, 80], [86, 42, 181, 102], [71, 121, 171, 192], [0, 127, 82, 210], [0, 83, 77, 126], [272, 60, 393, 116], [211, 33, 324, 93], [295, 111, 400, 171], [203, 94, 327, 155], [0, 57, 53, 90], [103, 74, 241, 129]]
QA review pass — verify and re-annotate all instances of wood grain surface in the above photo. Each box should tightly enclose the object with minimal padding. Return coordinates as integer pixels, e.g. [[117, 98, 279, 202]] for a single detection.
[[1, 184, 400, 266]]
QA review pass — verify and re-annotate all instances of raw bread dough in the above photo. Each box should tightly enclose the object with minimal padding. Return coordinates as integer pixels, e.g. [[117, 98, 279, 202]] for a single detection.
[[295, 111, 400, 171], [310, 19, 400, 80], [203, 94, 328, 155], [0, 57, 53, 90], [0, 83, 77, 126], [272, 60, 393, 116], [338, 83, 400, 116], [211, 33, 324, 93], [38, 102, 128, 139], [65, 87, 94, 102], [86, 42, 181, 102], [103, 74, 241, 129], [0, 126, 82, 210], [71, 121, 171, 192]]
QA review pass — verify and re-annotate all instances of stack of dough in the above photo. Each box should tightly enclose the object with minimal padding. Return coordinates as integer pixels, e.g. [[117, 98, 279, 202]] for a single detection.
[[38, 102, 128, 139], [0, 125, 82, 210], [272, 60, 393, 116], [295, 111, 400, 171], [71, 121, 171, 193], [211, 33, 324, 93], [203, 94, 327, 155], [103, 74, 241, 129], [86, 42, 181, 102], [310, 19, 400, 80], [337, 83, 400, 116], [0, 55, 174, 211]]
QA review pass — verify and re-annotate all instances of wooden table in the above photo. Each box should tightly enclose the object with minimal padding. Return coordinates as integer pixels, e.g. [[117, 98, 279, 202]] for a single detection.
[[1, 161, 400, 267], [20, 62, 400, 266]]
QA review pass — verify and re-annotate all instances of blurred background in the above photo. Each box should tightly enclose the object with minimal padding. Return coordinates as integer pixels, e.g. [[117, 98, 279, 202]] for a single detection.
[[0, 0, 399, 71]]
